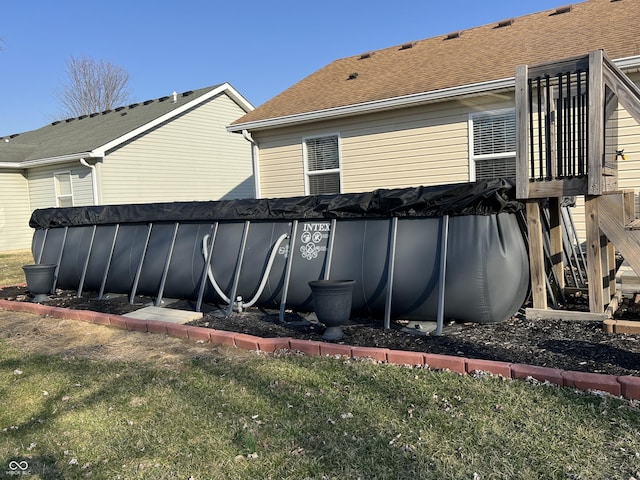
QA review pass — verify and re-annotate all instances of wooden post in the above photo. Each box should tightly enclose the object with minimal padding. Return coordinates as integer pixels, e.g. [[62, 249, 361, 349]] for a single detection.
[[588, 51, 604, 195], [608, 242, 617, 294], [623, 190, 636, 225], [585, 195, 604, 312], [526, 201, 547, 309], [548, 197, 564, 291], [601, 233, 611, 303], [603, 88, 619, 192], [515, 64, 530, 199]]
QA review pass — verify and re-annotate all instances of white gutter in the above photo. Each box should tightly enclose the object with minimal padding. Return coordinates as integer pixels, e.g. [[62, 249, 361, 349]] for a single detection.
[[614, 54, 640, 70], [0, 152, 94, 169], [80, 158, 99, 204], [228, 55, 640, 133], [242, 129, 261, 198], [0, 162, 23, 169]]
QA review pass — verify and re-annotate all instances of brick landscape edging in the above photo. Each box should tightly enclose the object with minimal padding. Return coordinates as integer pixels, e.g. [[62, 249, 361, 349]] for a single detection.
[[2, 298, 640, 401]]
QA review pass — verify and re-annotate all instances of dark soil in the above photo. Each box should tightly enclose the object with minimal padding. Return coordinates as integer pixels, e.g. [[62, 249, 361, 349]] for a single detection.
[[2, 285, 640, 378]]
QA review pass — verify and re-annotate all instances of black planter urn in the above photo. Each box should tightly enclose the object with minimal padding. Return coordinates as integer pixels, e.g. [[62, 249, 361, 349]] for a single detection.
[[308, 280, 355, 341], [22, 264, 56, 303]]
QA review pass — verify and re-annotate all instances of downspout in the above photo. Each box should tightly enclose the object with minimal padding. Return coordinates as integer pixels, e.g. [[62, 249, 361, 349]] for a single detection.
[[79, 158, 99, 205], [242, 129, 261, 198]]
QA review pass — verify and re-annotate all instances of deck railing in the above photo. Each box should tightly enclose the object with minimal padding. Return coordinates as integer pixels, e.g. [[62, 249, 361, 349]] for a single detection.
[[515, 50, 640, 200]]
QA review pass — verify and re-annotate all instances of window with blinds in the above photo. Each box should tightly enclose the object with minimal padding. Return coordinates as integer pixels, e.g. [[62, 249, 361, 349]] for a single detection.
[[304, 135, 341, 195], [470, 109, 516, 180], [54, 171, 74, 207]]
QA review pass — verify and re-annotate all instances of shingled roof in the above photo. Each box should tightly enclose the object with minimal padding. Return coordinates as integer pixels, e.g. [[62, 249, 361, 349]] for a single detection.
[[1, 83, 252, 165], [230, 0, 640, 131]]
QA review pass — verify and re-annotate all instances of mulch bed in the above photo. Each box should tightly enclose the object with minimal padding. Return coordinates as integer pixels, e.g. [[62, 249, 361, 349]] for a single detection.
[[2, 285, 640, 378]]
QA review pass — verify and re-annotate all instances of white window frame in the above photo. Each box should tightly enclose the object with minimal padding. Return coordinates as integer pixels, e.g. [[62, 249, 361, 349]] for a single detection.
[[468, 108, 516, 181], [302, 133, 342, 195], [53, 170, 74, 207]]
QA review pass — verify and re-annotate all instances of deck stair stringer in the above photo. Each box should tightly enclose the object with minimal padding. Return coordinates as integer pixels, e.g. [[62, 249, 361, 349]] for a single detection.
[[596, 192, 640, 281]]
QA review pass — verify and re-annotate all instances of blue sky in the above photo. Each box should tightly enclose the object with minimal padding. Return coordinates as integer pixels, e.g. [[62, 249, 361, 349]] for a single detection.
[[1, 0, 568, 136]]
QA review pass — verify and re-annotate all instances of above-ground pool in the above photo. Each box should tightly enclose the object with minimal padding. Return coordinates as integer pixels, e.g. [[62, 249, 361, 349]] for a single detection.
[[29, 179, 530, 325]]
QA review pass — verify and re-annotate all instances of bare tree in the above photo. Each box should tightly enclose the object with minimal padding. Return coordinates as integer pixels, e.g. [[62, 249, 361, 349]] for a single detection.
[[57, 55, 133, 117]]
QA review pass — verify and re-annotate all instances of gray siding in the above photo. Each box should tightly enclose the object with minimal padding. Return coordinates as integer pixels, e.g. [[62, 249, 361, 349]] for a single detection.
[[0, 170, 32, 252], [100, 93, 254, 204]]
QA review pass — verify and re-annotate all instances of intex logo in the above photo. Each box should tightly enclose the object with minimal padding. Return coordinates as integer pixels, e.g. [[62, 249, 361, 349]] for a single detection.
[[6, 460, 30, 476], [299, 223, 330, 261], [302, 223, 330, 232]]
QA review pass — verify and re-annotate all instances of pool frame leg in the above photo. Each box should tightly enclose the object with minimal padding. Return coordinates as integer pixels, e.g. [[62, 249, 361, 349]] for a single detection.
[[225, 221, 250, 317], [77, 225, 96, 298], [154, 222, 179, 307], [51, 227, 68, 293], [323, 219, 337, 280], [196, 223, 218, 313], [435, 215, 449, 336], [98, 224, 119, 300], [383, 217, 398, 331], [36, 229, 48, 265], [129, 223, 153, 305], [279, 221, 298, 323]]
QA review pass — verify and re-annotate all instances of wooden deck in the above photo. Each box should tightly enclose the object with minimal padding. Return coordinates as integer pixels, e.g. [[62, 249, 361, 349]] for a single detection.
[[516, 50, 640, 321]]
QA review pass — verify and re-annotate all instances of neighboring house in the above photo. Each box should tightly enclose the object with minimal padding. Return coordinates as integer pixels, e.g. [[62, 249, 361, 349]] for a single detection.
[[228, 0, 640, 236], [0, 83, 255, 252]]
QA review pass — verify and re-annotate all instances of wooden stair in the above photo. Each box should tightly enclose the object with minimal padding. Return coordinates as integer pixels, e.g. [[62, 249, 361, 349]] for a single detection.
[[596, 191, 640, 280]]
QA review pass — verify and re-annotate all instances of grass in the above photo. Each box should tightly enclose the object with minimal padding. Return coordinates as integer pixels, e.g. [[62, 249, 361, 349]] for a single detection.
[[1, 343, 640, 479], [0, 249, 33, 286], [1, 252, 640, 478]]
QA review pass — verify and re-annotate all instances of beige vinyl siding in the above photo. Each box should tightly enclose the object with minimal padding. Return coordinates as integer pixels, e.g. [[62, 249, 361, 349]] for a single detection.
[[0, 170, 32, 252], [254, 133, 305, 198], [342, 107, 468, 191], [27, 164, 94, 210], [100, 94, 253, 204], [254, 94, 514, 198]]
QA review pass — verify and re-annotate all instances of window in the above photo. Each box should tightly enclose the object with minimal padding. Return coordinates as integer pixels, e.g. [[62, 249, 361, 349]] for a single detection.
[[304, 135, 341, 195], [469, 109, 516, 180], [54, 171, 74, 207]]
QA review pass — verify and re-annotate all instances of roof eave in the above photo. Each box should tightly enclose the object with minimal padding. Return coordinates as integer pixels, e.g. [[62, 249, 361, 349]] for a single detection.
[[228, 77, 516, 133], [228, 55, 640, 133], [0, 152, 96, 169]]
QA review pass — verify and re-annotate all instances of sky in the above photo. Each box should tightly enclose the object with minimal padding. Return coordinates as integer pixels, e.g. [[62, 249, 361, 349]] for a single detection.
[[1, 0, 570, 136]]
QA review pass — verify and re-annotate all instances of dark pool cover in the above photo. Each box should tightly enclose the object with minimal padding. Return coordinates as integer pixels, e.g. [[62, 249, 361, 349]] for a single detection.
[[30, 179, 523, 229]]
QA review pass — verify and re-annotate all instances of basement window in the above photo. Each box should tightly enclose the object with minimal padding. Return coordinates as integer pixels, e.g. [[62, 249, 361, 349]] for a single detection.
[[469, 109, 516, 180], [304, 135, 341, 195]]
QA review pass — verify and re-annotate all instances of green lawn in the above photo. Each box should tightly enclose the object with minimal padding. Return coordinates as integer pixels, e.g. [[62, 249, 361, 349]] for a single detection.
[[1, 338, 639, 479], [1, 251, 640, 478]]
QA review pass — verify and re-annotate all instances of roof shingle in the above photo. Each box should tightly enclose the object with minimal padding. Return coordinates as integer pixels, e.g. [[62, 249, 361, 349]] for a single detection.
[[233, 0, 640, 127], [0, 85, 223, 163]]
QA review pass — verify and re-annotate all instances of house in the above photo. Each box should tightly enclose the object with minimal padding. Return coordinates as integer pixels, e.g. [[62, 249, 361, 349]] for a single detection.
[[0, 83, 255, 252], [227, 0, 640, 231]]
